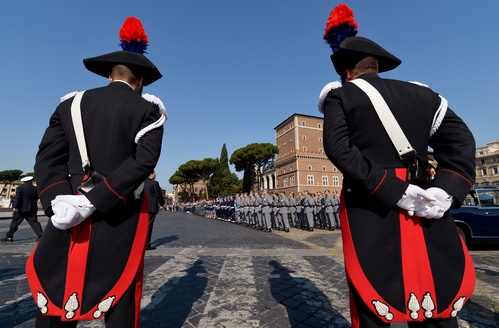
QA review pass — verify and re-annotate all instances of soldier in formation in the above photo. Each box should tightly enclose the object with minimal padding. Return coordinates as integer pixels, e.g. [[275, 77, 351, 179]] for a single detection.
[[198, 189, 340, 234]]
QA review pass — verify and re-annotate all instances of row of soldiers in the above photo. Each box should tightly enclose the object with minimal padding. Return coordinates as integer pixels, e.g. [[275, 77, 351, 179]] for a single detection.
[[204, 190, 340, 233]]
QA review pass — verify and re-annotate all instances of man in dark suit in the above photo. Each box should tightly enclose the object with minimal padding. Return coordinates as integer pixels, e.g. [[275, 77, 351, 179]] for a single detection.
[[2, 176, 43, 242], [26, 17, 166, 328], [320, 5, 475, 328], [144, 170, 164, 250]]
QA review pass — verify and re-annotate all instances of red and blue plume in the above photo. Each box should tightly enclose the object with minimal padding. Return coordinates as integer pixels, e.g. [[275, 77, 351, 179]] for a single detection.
[[323, 4, 358, 53], [119, 17, 149, 54]]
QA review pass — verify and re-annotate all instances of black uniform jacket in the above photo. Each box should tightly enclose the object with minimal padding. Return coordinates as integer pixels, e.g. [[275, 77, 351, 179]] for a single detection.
[[27, 82, 163, 321], [144, 177, 164, 214], [323, 74, 476, 322], [13, 183, 39, 213]]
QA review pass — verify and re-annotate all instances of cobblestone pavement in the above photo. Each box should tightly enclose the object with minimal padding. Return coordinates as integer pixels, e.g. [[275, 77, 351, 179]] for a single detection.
[[0, 209, 497, 327]]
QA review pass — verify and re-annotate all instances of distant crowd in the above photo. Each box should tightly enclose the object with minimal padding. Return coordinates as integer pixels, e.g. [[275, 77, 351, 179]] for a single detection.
[[172, 190, 341, 233]]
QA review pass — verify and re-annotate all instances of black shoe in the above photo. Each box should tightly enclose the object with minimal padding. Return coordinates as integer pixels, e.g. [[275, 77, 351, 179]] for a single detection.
[[145, 245, 156, 250], [284, 228, 290, 233], [1, 237, 13, 242]]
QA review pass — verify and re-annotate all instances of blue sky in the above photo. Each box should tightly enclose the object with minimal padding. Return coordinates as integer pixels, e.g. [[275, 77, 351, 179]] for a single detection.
[[1, 1, 498, 192]]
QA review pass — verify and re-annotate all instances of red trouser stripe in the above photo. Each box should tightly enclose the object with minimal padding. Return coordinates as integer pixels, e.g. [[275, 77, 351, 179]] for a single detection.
[[62, 218, 93, 320], [78, 196, 149, 320], [395, 168, 436, 319]]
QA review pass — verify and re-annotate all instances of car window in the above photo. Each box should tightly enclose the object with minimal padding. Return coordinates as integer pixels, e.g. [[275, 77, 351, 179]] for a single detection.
[[463, 195, 476, 206], [476, 188, 499, 207]]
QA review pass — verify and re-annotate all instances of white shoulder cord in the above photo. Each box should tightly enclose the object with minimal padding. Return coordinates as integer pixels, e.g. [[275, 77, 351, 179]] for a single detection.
[[349, 79, 415, 158], [68, 91, 166, 199]]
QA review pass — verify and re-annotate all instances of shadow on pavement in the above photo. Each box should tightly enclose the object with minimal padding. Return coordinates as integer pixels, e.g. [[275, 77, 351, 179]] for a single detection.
[[459, 298, 499, 327], [0, 267, 25, 282], [151, 235, 180, 248], [0, 294, 38, 327], [268, 260, 350, 328], [140, 259, 207, 328]]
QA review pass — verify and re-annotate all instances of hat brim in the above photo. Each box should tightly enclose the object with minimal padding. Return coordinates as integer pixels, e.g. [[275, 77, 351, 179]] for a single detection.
[[331, 36, 401, 76], [83, 51, 162, 86]]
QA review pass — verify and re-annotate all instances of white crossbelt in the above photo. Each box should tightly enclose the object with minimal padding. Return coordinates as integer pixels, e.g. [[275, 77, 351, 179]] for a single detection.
[[349, 79, 414, 157], [70, 91, 89, 171]]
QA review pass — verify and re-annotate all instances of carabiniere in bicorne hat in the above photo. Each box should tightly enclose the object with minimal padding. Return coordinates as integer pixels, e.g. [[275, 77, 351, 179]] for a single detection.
[[83, 17, 162, 86], [323, 4, 402, 77]]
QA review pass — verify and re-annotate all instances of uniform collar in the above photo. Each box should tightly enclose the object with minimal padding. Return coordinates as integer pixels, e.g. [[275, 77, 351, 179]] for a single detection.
[[110, 80, 134, 90]]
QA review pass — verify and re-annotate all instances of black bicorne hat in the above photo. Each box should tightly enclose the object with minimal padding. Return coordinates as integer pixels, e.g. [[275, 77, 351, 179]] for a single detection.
[[83, 51, 162, 86], [331, 36, 401, 76], [83, 17, 162, 86], [323, 4, 401, 76]]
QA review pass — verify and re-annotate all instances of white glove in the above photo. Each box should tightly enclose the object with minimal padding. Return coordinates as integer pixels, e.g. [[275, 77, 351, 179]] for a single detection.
[[397, 185, 439, 216], [426, 187, 453, 212], [51, 195, 94, 208], [50, 195, 96, 230], [414, 204, 441, 219], [416, 187, 453, 219]]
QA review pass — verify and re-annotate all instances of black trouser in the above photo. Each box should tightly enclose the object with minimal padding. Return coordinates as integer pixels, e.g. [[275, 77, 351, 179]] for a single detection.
[[6, 211, 43, 238], [146, 212, 158, 247]]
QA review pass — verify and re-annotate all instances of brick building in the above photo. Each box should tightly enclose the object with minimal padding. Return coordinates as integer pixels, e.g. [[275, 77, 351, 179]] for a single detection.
[[173, 180, 207, 203], [172, 115, 495, 201], [273, 113, 342, 194], [475, 139, 499, 186]]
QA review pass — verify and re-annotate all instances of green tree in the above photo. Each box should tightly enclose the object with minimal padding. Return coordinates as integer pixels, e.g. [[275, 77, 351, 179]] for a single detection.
[[219, 143, 230, 172], [169, 170, 191, 202], [178, 158, 217, 199], [229, 143, 278, 192], [209, 144, 241, 198], [0, 169, 23, 195]]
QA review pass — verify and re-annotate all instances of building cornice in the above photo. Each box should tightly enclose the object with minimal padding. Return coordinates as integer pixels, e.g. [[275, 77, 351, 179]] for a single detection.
[[274, 113, 324, 130]]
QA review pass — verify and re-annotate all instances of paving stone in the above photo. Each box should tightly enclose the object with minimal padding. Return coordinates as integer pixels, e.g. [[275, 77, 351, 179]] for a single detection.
[[0, 211, 497, 327]]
